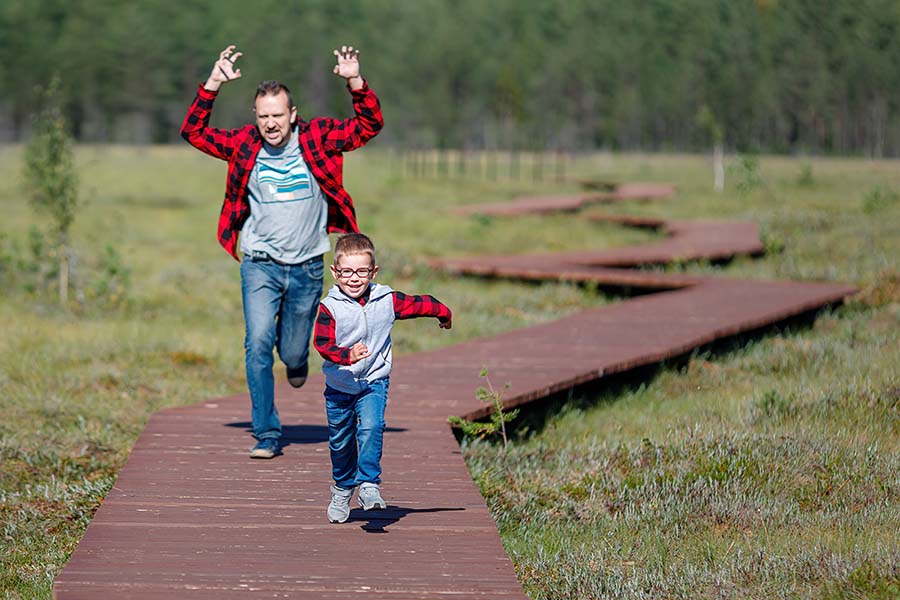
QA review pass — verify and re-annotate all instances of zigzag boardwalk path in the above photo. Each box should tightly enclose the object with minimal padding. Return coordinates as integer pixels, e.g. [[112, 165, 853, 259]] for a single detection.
[[54, 186, 855, 598]]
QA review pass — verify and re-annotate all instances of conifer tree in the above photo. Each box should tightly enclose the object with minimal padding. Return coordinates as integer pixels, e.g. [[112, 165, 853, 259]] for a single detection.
[[23, 75, 79, 305]]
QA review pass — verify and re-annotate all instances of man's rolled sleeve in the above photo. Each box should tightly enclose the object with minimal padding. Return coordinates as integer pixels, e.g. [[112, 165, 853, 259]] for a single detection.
[[323, 80, 384, 153], [180, 84, 238, 161]]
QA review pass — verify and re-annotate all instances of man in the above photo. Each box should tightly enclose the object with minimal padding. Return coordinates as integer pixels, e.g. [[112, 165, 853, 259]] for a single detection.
[[181, 44, 383, 459]]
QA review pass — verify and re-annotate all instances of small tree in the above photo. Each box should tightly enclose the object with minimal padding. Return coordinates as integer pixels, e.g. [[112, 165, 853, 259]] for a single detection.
[[696, 105, 724, 193], [23, 75, 79, 305], [448, 368, 519, 449]]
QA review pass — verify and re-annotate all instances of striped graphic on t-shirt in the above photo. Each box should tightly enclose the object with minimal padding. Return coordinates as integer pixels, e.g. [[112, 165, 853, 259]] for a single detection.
[[257, 157, 313, 203]]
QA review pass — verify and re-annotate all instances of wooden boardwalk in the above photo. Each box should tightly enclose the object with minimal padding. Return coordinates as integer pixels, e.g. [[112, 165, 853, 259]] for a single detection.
[[432, 218, 764, 288], [54, 188, 855, 599], [452, 183, 677, 217]]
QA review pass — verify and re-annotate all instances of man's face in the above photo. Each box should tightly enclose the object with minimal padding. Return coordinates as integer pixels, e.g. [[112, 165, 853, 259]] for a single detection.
[[254, 91, 296, 147]]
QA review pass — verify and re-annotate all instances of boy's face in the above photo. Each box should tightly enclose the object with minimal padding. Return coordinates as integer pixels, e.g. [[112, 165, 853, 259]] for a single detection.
[[330, 252, 377, 298]]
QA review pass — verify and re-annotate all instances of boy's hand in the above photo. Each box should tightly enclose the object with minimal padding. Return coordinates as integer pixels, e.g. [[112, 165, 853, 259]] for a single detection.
[[349, 342, 371, 363], [439, 318, 452, 330]]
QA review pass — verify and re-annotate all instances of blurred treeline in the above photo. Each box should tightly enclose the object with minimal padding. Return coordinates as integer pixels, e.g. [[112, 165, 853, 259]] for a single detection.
[[2, 0, 899, 155]]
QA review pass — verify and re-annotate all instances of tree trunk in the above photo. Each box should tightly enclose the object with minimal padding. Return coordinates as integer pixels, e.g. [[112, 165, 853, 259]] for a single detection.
[[713, 142, 725, 193], [59, 245, 69, 305]]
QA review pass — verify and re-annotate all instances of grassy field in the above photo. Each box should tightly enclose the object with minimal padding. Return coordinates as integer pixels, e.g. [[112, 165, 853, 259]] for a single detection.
[[0, 145, 898, 599]]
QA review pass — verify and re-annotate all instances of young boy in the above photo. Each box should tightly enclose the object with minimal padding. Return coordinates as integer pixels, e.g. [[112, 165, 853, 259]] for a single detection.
[[314, 233, 452, 523]]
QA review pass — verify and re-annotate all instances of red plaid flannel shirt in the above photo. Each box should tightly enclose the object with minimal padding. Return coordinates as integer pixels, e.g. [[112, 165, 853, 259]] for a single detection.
[[180, 81, 383, 260], [315, 290, 452, 365]]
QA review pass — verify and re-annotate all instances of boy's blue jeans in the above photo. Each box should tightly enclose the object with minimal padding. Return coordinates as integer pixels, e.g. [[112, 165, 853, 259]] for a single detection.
[[240, 255, 324, 441], [325, 378, 389, 489]]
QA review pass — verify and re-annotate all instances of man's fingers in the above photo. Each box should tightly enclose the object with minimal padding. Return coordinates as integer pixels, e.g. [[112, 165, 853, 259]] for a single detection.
[[217, 46, 241, 81], [334, 46, 360, 60], [333, 46, 360, 77]]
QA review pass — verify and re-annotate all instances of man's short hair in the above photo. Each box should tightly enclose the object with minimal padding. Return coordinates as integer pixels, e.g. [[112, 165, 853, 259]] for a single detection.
[[255, 80, 294, 109], [334, 233, 375, 264]]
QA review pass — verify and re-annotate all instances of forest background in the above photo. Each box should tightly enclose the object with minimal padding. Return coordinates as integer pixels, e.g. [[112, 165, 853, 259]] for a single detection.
[[2, 0, 899, 156]]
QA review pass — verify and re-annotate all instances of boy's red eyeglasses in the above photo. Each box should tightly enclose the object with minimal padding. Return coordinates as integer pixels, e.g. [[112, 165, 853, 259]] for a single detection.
[[335, 267, 374, 279]]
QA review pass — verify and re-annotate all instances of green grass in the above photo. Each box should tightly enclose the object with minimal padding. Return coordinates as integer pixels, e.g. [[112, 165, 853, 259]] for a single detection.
[[465, 308, 900, 598], [0, 146, 898, 598]]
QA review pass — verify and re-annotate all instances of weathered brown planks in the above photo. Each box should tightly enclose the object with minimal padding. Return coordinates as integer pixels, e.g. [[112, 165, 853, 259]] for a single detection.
[[431, 218, 764, 288], [54, 381, 524, 599], [452, 183, 677, 217], [54, 188, 856, 599]]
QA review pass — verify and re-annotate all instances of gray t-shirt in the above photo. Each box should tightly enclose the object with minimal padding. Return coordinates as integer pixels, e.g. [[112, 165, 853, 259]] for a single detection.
[[240, 127, 330, 263]]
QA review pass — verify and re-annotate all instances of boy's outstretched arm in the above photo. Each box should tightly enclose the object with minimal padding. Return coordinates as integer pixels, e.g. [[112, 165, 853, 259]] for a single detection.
[[393, 292, 452, 329], [314, 305, 371, 364]]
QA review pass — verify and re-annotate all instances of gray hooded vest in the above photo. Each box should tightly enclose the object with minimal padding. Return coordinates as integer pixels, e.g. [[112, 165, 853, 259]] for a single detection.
[[320, 282, 395, 394]]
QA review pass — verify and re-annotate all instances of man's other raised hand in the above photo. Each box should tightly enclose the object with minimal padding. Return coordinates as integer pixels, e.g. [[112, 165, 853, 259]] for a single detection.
[[333, 45, 363, 91], [204, 45, 243, 92]]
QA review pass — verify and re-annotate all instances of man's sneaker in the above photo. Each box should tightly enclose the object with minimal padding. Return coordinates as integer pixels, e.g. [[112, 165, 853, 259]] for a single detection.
[[327, 485, 353, 523], [358, 482, 386, 510], [287, 363, 308, 388], [249, 438, 280, 459]]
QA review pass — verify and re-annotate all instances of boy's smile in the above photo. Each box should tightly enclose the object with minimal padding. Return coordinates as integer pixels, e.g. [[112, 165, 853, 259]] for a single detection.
[[331, 253, 377, 299]]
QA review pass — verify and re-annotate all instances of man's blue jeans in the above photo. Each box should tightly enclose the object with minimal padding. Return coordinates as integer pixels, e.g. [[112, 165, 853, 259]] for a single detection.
[[240, 255, 324, 441], [325, 378, 389, 489]]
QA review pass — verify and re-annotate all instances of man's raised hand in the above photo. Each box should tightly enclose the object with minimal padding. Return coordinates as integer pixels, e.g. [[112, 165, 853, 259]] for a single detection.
[[204, 45, 243, 91], [333, 45, 363, 90]]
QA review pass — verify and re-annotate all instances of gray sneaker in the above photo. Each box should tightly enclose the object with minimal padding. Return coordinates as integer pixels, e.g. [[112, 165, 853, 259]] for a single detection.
[[327, 485, 353, 523], [358, 482, 386, 510]]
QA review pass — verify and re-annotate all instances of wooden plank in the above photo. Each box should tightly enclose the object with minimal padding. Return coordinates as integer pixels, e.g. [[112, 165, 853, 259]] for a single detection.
[[453, 184, 677, 216]]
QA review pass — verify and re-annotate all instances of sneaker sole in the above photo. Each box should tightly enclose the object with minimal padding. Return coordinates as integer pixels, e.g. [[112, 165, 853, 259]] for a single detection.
[[327, 513, 349, 524], [287, 377, 307, 388], [359, 499, 386, 510], [249, 449, 278, 459]]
